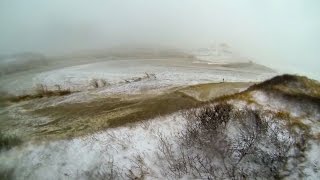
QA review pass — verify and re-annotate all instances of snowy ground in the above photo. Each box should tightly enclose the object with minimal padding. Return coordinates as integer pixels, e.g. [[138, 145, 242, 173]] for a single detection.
[[0, 58, 276, 96]]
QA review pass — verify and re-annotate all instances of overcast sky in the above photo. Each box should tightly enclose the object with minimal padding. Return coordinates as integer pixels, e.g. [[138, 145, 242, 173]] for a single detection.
[[0, 0, 319, 79]]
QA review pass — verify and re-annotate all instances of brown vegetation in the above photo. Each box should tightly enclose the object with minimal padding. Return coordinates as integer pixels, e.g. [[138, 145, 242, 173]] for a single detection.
[[13, 82, 250, 140], [3, 84, 72, 103], [275, 111, 291, 120], [26, 91, 203, 140]]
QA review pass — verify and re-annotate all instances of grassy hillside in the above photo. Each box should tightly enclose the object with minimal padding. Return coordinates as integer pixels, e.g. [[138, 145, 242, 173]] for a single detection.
[[1, 74, 319, 143]]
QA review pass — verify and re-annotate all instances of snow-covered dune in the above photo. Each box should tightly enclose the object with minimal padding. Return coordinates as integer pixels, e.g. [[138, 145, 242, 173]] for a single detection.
[[1, 74, 319, 179]]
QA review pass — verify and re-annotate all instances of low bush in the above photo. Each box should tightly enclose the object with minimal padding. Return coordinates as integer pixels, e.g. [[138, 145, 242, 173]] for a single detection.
[[90, 79, 109, 88]]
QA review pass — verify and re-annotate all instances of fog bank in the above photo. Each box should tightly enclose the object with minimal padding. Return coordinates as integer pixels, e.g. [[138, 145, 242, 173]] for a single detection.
[[0, 0, 319, 79]]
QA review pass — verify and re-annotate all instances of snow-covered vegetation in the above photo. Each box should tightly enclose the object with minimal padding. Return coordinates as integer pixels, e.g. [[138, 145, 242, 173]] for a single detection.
[[0, 73, 319, 179], [0, 49, 318, 180]]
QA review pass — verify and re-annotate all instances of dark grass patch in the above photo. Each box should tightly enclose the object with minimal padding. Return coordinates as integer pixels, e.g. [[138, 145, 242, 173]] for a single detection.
[[29, 91, 204, 140], [178, 82, 253, 101], [249, 74, 320, 99], [275, 111, 291, 120], [213, 74, 320, 108], [249, 74, 302, 89], [107, 91, 202, 127], [0, 132, 22, 151], [5, 89, 72, 103], [208, 91, 257, 105], [0, 84, 74, 104], [10, 82, 250, 141], [0, 168, 14, 180]]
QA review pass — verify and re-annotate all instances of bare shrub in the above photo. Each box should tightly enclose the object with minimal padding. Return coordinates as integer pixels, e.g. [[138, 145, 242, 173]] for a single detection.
[[100, 79, 108, 87], [145, 72, 156, 80], [4, 83, 72, 102], [123, 73, 156, 84], [35, 83, 48, 95], [54, 84, 62, 91], [156, 131, 190, 178], [90, 79, 109, 88], [84, 158, 122, 180], [126, 154, 150, 179], [90, 79, 99, 88], [34, 83, 71, 96], [140, 120, 152, 130], [158, 103, 300, 179]]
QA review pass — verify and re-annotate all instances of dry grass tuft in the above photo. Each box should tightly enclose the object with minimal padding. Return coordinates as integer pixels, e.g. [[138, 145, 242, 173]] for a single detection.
[[275, 111, 291, 120], [90, 79, 109, 88]]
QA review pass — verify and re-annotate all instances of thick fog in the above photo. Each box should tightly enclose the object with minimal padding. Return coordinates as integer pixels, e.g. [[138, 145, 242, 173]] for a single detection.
[[0, 0, 319, 79]]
